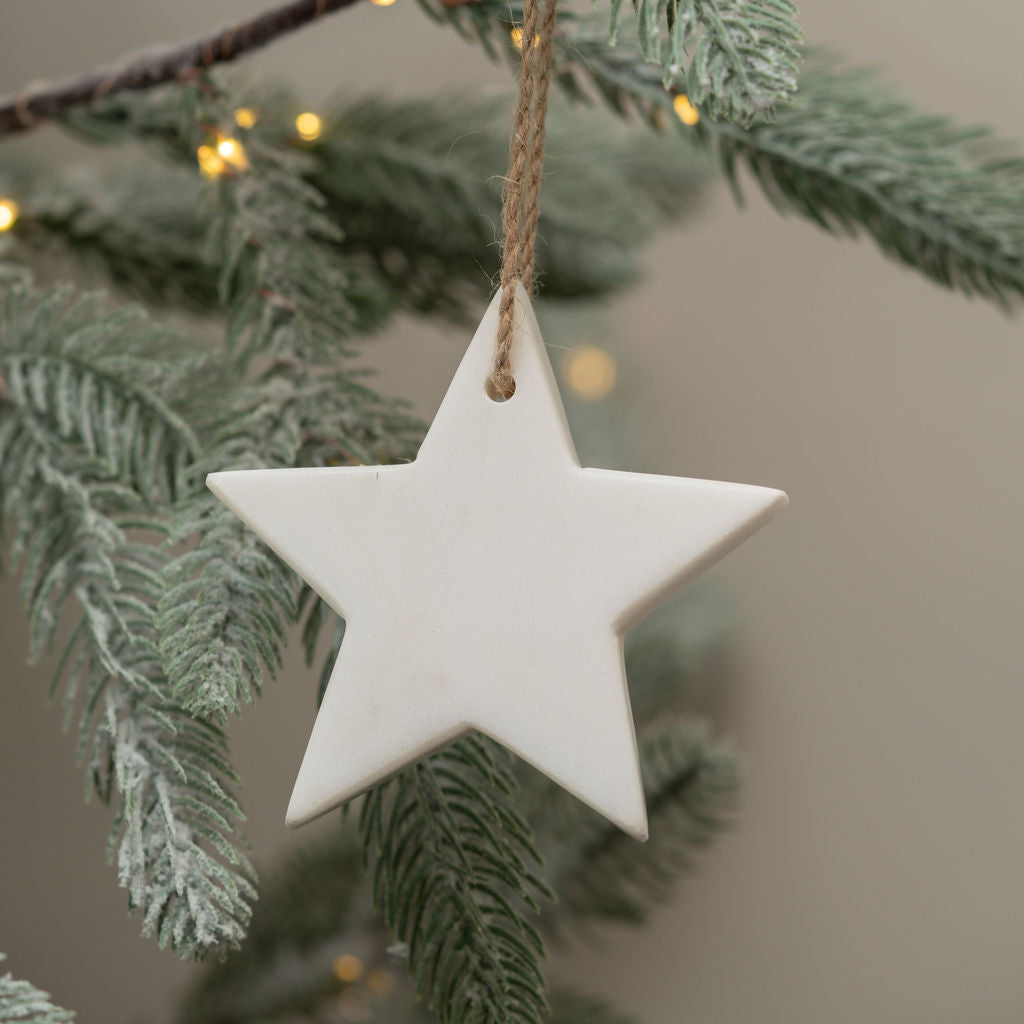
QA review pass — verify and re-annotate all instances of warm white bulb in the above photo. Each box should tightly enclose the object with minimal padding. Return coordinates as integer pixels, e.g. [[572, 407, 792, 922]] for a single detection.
[[0, 199, 19, 232], [207, 136, 250, 172], [295, 112, 323, 141], [197, 145, 227, 178], [673, 94, 700, 126], [332, 954, 364, 983], [562, 346, 617, 400], [510, 26, 539, 49]]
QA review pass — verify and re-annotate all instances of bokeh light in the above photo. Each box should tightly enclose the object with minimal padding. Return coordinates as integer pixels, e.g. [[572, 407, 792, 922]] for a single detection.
[[562, 345, 617, 400]]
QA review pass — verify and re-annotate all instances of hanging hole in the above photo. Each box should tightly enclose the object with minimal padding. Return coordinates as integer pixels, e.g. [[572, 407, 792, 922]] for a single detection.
[[485, 375, 516, 402]]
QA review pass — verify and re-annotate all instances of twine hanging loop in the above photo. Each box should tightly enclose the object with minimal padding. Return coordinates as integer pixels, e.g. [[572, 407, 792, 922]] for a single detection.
[[491, 0, 558, 399]]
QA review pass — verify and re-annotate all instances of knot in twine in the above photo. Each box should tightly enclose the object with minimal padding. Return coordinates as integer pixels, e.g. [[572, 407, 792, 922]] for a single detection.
[[491, 0, 558, 399]]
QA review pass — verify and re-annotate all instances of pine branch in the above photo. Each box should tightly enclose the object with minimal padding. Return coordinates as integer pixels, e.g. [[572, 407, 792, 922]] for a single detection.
[[15, 162, 219, 311], [309, 92, 710, 309], [418, 0, 801, 125], [297, 587, 346, 705], [157, 364, 419, 721], [622, 594, 733, 724], [53, 74, 388, 361], [14, 79, 419, 726], [299, 597, 554, 1024], [0, 956, 74, 1024], [22, 81, 710, 314], [179, 825, 371, 1024], [209, 138, 390, 370], [361, 736, 551, 1024], [0, 0, 802, 135], [713, 63, 1024, 304], [0, 279, 256, 958], [0, 0, 361, 136], [180, 829, 645, 1024], [151, 84, 419, 722], [535, 718, 737, 930], [156, 480, 298, 723], [560, 36, 1024, 303], [427, 0, 1024, 307], [0, 284, 198, 668], [182, 598, 734, 1022], [109, 694, 256, 954], [616, 0, 803, 123]]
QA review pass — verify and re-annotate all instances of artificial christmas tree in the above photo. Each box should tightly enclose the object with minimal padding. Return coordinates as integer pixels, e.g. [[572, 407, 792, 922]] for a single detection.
[[2, 0, 1023, 1021]]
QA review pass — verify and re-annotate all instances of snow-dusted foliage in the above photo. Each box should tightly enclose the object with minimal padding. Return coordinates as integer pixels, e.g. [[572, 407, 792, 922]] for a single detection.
[[0, 280, 254, 956], [0, 955, 74, 1024]]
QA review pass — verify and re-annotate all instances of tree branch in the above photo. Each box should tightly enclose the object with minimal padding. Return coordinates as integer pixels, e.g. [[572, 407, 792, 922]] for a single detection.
[[0, 0, 362, 137]]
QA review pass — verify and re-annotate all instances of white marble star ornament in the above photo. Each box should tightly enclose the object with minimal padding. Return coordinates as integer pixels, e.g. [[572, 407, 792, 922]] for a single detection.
[[208, 287, 787, 841]]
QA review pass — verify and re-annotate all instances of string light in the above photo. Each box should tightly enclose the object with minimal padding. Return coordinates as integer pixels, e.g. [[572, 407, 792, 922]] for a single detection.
[[295, 111, 323, 142], [196, 134, 250, 178], [0, 198, 19, 232], [216, 136, 250, 170], [196, 145, 228, 178], [562, 345, 617, 400], [234, 107, 258, 129], [510, 26, 540, 49], [332, 953, 364, 983], [672, 94, 700, 126]]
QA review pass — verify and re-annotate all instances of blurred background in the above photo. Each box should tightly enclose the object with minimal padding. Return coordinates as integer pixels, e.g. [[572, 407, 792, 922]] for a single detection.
[[2, 1, 1023, 1021]]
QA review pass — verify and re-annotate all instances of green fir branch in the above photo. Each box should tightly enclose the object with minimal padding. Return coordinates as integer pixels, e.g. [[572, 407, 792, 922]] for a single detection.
[[178, 825, 371, 1024], [107, 693, 256, 954], [419, 0, 801, 125], [0, 956, 74, 1024], [156, 481, 297, 722], [13, 162, 218, 311], [209, 136, 389, 370], [562, 36, 1024, 304], [300, 92, 709, 311], [180, 830, 647, 1024], [427, 1, 1024, 307], [616, 0, 803, 123], [713, 62, 1024, 304], [181, 600, 740, 1021], [157, 368, 419, 721], [0, 279, 255, 958], [58, 78, 391, 363], [622, 594, 733, 723], [297, 587, 346, 705], [536, 718, 737, 930], [0, 284, 197, 680], [34, 80, 712, 314], [299, 595, 562, 1024], [152, 86, 420, 722], [38, 79, 419, 725], [298, 589, 558, 1024], [361, 736, 551, 1024]]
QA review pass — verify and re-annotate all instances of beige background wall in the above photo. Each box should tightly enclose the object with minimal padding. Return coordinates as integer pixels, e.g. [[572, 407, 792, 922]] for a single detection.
[[2, 2, 1024, 1022]]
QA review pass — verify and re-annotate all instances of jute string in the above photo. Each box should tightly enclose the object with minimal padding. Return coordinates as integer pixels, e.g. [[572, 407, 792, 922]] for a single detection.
[[491, 0, 558, 399]]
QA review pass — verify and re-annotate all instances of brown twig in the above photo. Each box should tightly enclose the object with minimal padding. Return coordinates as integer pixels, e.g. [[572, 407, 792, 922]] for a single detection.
[[0, 0, 362, 137]]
